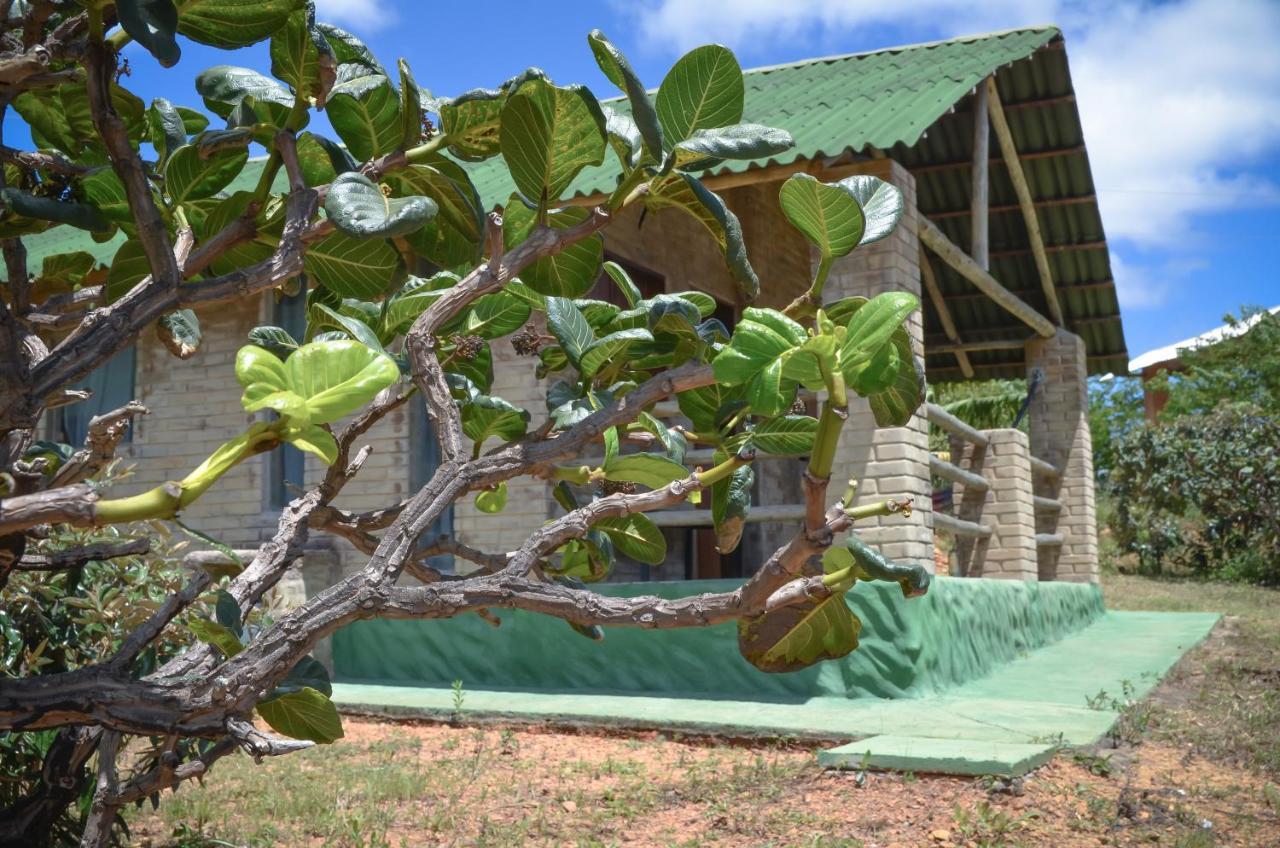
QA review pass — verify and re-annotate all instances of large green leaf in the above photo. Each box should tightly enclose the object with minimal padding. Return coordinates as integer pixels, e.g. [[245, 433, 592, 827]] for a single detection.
[[596, 514, 666, 565], [147, 98, 188, 164], [118, 0, 182, 67], [380, 271, 457, 337], [177, 0, 300, 49], [248, 325, 300, 359], [845, 536, 931, 598], [262, 655, 332, 701], [461, 395, 529, 448], [324, 172, 436, 239], [778, 173, 865, 260], [752, 415, 819, 456], [295, 131, 357, 185], [270, 2, 334, 103], [587, 29, 663, 160], [836, 175, 905, 247], [711, 456, 752, 554], [654, 44, 744, 146], [711, 308, 807, 416], [458, 291, 530, 340], [602, 453, 689, 490], [256, 686, 344, 744], [646, 173, 757, 301], [737, 585, 860, 673], [579, 328, 654, 379], [315, 22, 384, 74], [80, 168, 134, 225], [105, 240, 150, 301], [303, 230, 403, 299], [391, 160, 484, 268], [673, 123, 793, 170], [235, 339, 399, 425], [502, 201, 602, 298], [327, 69, 401, 162], [866, 328, 925, 427], [164, 143, 248, 204], [438, 88, 503, 161], [602, 260, 641, 308], [500, 78, 605, 207], [12, 83, 145, 155], [677, 383, 746, 435], [195, 65, 294, 123], [188, 616, 244, 658], [543, 296, 594, 367], [838, 291, 918, 375], [398, 58, 428, 149]]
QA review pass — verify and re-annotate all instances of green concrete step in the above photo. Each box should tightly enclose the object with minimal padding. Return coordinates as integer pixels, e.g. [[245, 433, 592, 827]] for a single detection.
[[817, 735, 1057, 777]]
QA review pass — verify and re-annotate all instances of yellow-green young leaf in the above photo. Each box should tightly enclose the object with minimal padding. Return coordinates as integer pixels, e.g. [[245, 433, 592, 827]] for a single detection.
[[711, 307, 806, 416], [256, 686, 344, 744], [475, 482, 507, 514], [177, 0, 300, 50], [188, 616, 244, 658], [587, 29, 663, 159], [324, 172, 437, 239], [235, 340, 399, 424], [737, 587, 861, 673], [500, 77, 605, 207], [326, 70, 401, 161], [778, 173, 865, 259], [281, 421, 338, 465], [751, 415, 819, 456], [602, 453, 689, 490], [654, 44, 744, 145], [502, 201, 602, 297], [118, 0, 182, 67], [596, 514, 666, 565]]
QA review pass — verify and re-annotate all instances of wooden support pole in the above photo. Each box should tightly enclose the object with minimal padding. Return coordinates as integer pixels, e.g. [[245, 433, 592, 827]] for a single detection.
[[919, 248, 973, 378], [931, 339, 1030, 354], [930, 194, 1098, 221], [985, 77, 1064, 327], [971, 80, 990, 271], [918, 215, 1056, 338]]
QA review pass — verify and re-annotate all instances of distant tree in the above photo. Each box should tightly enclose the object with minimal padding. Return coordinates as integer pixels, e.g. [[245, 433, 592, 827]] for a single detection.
[[0, 3, 931, 844], [1153, 306, 1280, 420]]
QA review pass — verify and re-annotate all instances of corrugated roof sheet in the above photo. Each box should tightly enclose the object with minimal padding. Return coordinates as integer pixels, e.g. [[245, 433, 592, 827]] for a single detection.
[[18, 25, 1127, 378]]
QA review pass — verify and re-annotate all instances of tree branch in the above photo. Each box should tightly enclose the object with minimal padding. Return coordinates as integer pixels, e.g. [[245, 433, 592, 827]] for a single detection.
[[49, 400, 148, 487], [15, 537, 149, 571]]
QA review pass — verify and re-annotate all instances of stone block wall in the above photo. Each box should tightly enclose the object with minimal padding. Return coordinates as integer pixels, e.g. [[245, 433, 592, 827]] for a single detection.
[[1025, 331, 1099, 583], [952, 429, 1038, 580]]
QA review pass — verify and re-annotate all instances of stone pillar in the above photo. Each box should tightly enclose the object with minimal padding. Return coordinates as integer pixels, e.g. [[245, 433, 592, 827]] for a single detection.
[[826, 159, 933, 572], [952, 429, 1038, 580], [1025, 330, 1099, 583]]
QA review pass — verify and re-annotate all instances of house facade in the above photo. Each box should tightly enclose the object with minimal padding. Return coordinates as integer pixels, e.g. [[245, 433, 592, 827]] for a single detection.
[[33, 26, 1128, 593]]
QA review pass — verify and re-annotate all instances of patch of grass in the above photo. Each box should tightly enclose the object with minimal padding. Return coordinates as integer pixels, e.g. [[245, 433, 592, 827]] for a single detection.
[[1103, 573, 1280, 774]]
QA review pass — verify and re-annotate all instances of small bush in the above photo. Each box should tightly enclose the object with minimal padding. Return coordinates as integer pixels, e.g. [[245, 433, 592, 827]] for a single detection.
[[1108, 404, 1280, 584]]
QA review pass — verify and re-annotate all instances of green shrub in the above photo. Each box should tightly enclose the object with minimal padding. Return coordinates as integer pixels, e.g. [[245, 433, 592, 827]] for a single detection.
[[1108, 404, 1280, 584]]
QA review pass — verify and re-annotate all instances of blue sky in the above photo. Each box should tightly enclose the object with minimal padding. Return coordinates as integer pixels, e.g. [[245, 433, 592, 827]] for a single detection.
[[7, 0, 1277, 365]]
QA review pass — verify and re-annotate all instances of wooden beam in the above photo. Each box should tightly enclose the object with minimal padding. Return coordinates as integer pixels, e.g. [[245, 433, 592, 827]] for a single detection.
[[986, 77, 1064, 327], [970, 79, 990, 271], [943, 93, 1078, 116], [989, 239, 1108, 260], [941, 279, 1116, 305], [919, 247, 973, 377], [929, 194, 1097, 221], [918, 215, 1056, 338], [926, 403, 991, 447], [931, 339, 1029, 354], [933, 512, 993, 538], [908, 145, 1084, 176]]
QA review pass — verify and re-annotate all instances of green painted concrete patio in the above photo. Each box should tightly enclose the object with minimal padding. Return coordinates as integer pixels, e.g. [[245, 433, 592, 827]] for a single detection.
[[329, 578, 1218, 777]]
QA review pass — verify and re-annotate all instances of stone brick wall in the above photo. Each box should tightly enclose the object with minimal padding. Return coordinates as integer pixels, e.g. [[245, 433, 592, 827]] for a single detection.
[[952, 428, 1038, 580], [1025, 331, 1099, 583], [824, 159, 934, 571]]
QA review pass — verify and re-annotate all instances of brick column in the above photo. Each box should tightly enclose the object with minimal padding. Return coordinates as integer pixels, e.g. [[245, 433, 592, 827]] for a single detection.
[[952, 429, 1038, 580], [1025, 330, 1099, 583], [825, 159, 933, 571]]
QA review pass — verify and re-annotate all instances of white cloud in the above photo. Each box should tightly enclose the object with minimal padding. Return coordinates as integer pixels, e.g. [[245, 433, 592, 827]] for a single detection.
[[314, 0, 395, 31], [615, 0, 1280, 248]]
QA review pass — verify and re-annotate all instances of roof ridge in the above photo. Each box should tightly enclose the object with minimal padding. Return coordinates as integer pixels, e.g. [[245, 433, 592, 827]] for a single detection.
[[739, 24, 1061, 77]]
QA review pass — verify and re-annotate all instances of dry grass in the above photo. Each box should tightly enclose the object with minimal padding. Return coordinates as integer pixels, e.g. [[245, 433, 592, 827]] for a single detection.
[[124, 573, 1280, 847]]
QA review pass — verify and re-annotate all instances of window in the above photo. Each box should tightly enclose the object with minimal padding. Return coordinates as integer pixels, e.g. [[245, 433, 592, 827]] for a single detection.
[[58, 346, 136, 445], [410, 395, 454, 571], [267, 289, 306, 509]]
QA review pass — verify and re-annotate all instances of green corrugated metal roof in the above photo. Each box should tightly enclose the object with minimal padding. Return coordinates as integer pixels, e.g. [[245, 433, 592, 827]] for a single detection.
[[468, 26, 1061, 204], [16, 25, 1127, 378]]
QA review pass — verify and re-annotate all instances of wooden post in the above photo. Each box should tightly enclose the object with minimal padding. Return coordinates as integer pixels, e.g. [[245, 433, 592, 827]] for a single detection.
[[918, 215, 1056, 338], [986, 77, 1064, 326], [919, 248, 974, 378], [970, 80, 990, 270]]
